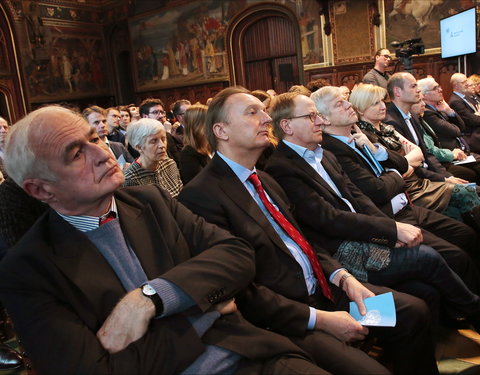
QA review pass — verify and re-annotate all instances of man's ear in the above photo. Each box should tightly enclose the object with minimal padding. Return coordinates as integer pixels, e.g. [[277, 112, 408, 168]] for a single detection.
[[279, 118, 292, 136], [23, 179, 56, 204], [393, 86, 401, 98], [212, 122, 228, 141]]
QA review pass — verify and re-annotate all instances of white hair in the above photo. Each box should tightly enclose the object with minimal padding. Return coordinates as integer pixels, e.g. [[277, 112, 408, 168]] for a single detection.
[[127, 118, 165, 149], [5, 106, 78, 185], [310, 86, 342, 116], [417, 77, 436, 95]]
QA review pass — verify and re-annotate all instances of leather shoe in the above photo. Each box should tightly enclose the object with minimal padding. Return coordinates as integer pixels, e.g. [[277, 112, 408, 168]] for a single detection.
[[0, 343, 23, 370]]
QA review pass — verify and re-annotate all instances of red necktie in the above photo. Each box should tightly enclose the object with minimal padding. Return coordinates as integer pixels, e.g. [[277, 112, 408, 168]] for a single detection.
[[248, 173, 333, 301], [99, 211, 117, 226]]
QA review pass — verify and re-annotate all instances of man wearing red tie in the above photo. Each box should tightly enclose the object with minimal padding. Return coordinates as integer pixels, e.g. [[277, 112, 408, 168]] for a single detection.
[[179, 86, 438, 375]]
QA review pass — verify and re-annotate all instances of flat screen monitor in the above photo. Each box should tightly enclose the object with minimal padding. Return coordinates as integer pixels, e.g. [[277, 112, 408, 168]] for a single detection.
[[440, 7, 477, 59]]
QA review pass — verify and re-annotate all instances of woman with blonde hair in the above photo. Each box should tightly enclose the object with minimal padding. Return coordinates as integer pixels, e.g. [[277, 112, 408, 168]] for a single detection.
[[349, 83, 480, 223], [179, 104, 212, 184]]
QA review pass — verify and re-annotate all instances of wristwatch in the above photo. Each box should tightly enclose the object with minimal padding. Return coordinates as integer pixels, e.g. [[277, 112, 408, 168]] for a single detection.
[[141, 283, 164, 316]]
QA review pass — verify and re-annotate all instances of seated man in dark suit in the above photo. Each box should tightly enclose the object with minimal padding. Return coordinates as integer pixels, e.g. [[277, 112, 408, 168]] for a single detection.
[[317, 84, 477, 240], [385, 73, 466, 184], [179, 86, 439, 375], [307, 86, 480, 317], [417, 77, 480, 183], [449, 73, 480, 153], [0, 105, 324, 375]]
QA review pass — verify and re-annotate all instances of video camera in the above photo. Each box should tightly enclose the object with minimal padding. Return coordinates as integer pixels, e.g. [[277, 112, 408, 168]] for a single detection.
[[391, 38, 425, 59]]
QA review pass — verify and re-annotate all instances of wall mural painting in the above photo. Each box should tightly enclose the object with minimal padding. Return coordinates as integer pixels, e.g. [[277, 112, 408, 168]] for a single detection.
[[331, 0, 374, 64], [129, 1, 230, 91], [129, 0, 325, 90], [21, 2, 109, 102], [384, 0, 476, 50]]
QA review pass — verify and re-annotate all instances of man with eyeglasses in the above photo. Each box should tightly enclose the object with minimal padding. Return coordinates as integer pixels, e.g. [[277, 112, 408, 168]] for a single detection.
[[417, 77, 480, 183], [362, 48, 392, 90], [139, 98, 181, 165], [449, 73, 480, 153], [179, 86, 438, 375]]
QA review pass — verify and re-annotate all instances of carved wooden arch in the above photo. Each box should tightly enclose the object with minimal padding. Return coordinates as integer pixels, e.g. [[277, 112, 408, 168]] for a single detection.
[[226, 3, 304, 87], [0, 2, 27, 121]]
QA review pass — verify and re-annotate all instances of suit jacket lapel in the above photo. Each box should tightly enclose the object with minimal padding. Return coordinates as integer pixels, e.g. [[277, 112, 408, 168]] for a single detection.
[[211, 155, 295, 256], [116, 196, 175, 279], [277, 142, 343, 201]]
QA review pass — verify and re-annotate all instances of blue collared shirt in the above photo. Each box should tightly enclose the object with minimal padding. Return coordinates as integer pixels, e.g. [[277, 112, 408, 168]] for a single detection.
[[217, 151, 319, 329], [328, 135, 408, 215], [283, 140, 357, 213]]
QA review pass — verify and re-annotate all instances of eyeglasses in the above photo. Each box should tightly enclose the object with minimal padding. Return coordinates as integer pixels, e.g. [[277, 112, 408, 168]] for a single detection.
[[426, 85, 441, 92], [379, 54, 391, 59], [149, 110, 166, 116], [287, 112, 327, 123]]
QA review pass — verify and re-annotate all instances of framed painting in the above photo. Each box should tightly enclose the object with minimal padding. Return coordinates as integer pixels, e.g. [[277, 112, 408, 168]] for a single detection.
[[383, 0, 476, 53], [19, 1, 110, 103], [129, 1, 231, 91], [330, 0, 375, 65]]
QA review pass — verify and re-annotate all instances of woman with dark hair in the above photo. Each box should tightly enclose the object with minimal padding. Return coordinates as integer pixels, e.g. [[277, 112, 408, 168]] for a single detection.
[[179, 104, 211, 184]]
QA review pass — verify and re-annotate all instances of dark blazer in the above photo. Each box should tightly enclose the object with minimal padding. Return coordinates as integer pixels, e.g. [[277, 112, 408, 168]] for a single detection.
[[179, 154, 342, 334], [264, 142, 397, 253], [321, 133, 408, 217], [107, 128, 126, 145], [179, 145, 210, 185], [449, 92, 480, 152], [0, 185, 306, 374], [109, 140, 134, 163], [423, 105, 466, 150], [385, 102, 451, 181]]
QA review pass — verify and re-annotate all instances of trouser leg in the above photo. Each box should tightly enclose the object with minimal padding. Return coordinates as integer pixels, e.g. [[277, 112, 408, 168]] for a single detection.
[[368, 245, 480, 318], [365, 284, 439, 375]]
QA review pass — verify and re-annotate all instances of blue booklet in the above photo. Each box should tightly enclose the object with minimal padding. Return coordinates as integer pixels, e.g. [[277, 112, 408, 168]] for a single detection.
[[349, 292, 396, 327]]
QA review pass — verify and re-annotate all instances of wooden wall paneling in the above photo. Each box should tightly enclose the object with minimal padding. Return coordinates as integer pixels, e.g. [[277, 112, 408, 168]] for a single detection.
[[338, 70, 363, 89], [227, 3, 303, 91], [272, 55, 299, 92], [267, 16, 297, 58], [243, 17, 271, 62], [245, 59, 272, 91]]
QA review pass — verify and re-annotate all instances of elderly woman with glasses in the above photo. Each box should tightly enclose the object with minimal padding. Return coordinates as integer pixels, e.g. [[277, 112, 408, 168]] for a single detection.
[[123, 118, 183, 198]]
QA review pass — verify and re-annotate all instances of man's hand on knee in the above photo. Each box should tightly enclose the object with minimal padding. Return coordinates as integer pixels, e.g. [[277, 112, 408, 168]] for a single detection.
[[314, 310, 369, 342]]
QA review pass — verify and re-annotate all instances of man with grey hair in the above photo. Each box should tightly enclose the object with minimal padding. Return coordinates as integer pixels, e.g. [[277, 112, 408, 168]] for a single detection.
[[180, 86, 438, 375], [449, 72, 480, 152], [0, 105, 324, 375], [417, 77, 480, 183]]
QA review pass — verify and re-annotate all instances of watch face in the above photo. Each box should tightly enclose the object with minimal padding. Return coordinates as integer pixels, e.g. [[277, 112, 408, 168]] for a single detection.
[[142, 284, 156, 296]]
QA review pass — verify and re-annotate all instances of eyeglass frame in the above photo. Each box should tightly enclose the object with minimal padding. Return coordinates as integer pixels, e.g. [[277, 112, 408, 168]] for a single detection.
[[425, 85, 442, 92], [149, 109, 166, 116], [286, 111, 328, 123]]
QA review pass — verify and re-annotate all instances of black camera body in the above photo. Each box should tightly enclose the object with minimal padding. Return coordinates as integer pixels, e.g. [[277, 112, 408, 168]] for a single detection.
[[392, 38, 425, 59], [391, 38, 425, 72]]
